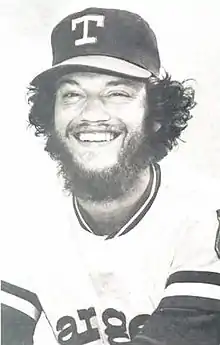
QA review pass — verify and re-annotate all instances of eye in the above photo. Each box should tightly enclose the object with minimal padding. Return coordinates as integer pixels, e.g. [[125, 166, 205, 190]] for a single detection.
[[62, 91, 84, 100], [58, 88, 86, 105], [106, 91, 131, 98]]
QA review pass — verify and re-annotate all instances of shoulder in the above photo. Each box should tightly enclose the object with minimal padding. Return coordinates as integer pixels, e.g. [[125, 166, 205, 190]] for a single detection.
[[1, 186, 67, 303], [157, 155, 220, 253], [159, 154, 220, 213], [159, 157, 220, 274]]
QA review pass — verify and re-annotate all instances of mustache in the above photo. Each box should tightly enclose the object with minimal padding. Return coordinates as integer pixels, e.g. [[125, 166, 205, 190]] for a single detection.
[[65, 122, 126, 138]]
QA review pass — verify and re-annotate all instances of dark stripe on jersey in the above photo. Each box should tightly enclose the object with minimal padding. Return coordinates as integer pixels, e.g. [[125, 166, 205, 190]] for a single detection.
[[1, 304, 36, 345], [118, 163, 161, 238], [1, 281, 42, 312], [158, 295, 220, 312], [215, 209, 220, 258], [73, 197, 92, 233], [105, 164, 156, 240], [166, 271, 220, 288]]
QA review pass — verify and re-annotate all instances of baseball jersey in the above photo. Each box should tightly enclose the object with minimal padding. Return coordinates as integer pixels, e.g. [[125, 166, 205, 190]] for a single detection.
[[2, 159, 220, 345]]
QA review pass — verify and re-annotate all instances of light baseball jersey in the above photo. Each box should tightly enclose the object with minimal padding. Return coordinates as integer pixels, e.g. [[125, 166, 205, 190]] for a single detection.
[[2, 159, 220, 345]]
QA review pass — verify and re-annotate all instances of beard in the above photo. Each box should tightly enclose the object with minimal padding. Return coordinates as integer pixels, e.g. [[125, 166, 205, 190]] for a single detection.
[[45, 121, 156, 202]]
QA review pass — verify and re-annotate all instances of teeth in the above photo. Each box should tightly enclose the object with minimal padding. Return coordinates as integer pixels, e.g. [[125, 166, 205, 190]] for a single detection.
[[78, 132, 115, 142]]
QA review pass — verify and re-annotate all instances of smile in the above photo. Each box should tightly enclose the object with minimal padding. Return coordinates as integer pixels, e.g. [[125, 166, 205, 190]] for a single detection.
[[74, 131, 121, 143]]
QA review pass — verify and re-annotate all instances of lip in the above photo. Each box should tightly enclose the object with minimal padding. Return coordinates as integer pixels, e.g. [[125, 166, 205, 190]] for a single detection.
[[69, 130, 123, 146], [75, 130, 121, 141], [66, 123, 125, 145]]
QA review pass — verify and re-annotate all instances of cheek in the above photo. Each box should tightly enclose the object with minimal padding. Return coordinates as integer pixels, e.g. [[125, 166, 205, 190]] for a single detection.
[[54, 99, 63, 132], [120, 104, 146, 132], [54, 118, 65, 138], [117, 89, 147, 131], [54, 105, 72, 136]]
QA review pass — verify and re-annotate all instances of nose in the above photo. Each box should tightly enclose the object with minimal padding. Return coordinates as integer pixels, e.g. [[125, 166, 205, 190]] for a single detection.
[[80, 97, 110, 122]]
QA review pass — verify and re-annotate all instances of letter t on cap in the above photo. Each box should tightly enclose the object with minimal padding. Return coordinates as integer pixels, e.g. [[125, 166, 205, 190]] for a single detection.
[[71, 15, 105, 46]]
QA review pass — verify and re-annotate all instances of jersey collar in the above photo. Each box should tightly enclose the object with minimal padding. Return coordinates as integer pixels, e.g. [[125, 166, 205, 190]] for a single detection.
[[73, 163, 161, 239]]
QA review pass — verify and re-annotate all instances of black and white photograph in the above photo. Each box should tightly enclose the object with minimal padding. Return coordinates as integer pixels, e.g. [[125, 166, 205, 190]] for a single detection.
[[1, 1, 220, 344]]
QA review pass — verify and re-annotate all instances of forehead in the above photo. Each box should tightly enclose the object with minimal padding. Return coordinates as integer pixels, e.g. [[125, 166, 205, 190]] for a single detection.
[[56, 72, 145, 91]]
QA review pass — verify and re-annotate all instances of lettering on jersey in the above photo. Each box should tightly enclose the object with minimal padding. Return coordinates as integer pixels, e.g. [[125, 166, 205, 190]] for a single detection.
[[128, 314, 149, 340], [102, 308, 129, 343], [71, 15, 105, 46], [56, 308, 150, 345], [57, 316, 78, 344], [57, 308, 99, 345], [78, 308, 100, 344], [215, 209, 220, 258]]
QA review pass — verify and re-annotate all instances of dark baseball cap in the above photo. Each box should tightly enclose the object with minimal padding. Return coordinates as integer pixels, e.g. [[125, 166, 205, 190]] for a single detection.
[[31, 7, 161, 85]]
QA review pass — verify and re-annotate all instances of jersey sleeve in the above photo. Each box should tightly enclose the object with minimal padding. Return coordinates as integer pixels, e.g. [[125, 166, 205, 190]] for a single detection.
[[162, 208, 220, 311], [1, 280, 42, 345], [132, 208, 220, 345]]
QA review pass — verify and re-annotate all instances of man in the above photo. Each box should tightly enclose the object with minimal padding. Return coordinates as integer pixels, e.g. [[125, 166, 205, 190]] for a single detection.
[[2, 7, 220, 345]]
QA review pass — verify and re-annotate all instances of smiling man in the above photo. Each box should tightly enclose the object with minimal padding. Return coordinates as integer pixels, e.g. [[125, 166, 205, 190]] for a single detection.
[[54, 73, 149, 205], [2, 7, 220, 345]]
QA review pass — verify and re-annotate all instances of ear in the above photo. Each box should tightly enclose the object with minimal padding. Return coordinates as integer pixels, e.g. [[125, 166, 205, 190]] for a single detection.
[[153, 122, 161, 132]]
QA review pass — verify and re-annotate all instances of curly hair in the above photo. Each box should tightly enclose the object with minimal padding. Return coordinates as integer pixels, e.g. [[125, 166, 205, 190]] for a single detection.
[[27, 72, 196, 162]]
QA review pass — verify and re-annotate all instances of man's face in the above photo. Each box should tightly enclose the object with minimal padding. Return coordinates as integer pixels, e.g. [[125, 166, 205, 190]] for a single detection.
[[54, 72, 147, 175]]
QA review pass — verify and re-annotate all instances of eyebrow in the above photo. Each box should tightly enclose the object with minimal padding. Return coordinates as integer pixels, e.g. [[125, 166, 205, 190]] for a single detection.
[[56, 78, 80, 89], [56, 76, 144, 90], [106, 78, 144, 88]]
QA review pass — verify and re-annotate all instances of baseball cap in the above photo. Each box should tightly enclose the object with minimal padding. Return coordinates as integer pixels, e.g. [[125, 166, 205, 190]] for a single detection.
[[31, 7, 161, 85]]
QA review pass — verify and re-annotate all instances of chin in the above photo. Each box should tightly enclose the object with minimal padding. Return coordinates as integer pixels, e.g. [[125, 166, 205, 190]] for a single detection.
[[66, 133, 124, 166], [70, 150, 120, 173], [74, 158, 119, 175]]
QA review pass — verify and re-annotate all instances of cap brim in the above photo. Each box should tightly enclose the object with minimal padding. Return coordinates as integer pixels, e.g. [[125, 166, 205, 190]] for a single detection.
[[31, 55, 152, 85]]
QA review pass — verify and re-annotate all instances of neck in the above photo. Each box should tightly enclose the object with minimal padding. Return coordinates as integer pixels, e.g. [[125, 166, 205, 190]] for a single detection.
[[75, 165, 152, 235]]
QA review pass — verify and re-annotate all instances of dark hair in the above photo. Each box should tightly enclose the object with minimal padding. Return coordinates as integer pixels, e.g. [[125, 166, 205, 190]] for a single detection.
[[27, 72, 196, 162]]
